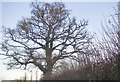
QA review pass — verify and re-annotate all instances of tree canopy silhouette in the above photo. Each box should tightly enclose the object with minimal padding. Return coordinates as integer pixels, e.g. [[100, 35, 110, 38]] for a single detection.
[[1, 2, 91, 77]]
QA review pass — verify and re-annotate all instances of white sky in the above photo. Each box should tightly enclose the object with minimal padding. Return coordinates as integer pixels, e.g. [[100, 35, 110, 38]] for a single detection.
[[0, 0, 118, 81]]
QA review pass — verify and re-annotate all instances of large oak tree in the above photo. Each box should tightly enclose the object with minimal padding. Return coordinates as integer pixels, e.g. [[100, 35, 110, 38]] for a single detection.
[[1, 2, 91, 77]]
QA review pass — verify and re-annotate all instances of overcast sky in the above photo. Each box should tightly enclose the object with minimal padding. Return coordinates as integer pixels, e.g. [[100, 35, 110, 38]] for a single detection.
[[0, 0, 118, 81]]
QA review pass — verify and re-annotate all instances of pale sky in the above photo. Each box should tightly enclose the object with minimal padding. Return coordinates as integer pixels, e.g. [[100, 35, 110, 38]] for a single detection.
[[0, 0, 118, 81]]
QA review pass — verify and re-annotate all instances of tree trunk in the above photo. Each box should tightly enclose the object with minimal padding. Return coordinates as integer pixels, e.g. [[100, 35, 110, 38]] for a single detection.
[[43, 48, 53, 80]]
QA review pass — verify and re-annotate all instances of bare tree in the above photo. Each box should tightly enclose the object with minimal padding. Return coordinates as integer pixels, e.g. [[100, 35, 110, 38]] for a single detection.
[[1, 2, 91, 78], [93, 1, 120, 80]]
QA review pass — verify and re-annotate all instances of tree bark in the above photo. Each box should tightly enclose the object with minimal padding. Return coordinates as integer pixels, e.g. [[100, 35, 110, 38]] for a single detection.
[[43, 48, 53, 79]]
